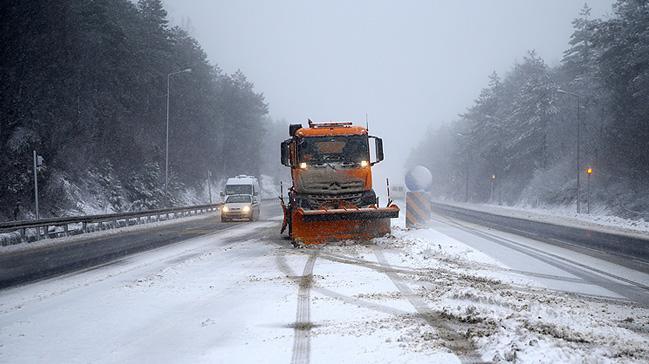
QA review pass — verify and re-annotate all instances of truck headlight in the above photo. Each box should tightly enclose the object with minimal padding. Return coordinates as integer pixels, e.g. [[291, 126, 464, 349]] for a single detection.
[[222, 206, 229, 213], [360, 160, 369, 167], [299, 162, 307, 169], [243, 206, 251, 213]]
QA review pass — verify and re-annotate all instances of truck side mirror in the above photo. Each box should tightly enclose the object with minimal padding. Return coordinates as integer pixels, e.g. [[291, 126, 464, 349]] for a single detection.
[[281, 139, 291, 166], [375, 137, 384, 162], [289, 124, 302, 137], [369, 136, 384, 164]]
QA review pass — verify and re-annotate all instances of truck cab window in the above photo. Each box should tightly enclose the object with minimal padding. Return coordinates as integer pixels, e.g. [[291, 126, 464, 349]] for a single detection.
[[298, 135, 369, 163]]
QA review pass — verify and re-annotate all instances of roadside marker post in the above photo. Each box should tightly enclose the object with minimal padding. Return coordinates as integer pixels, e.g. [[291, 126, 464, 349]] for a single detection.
[[404, 165, 433, 229], [405, 191, 431, 229]]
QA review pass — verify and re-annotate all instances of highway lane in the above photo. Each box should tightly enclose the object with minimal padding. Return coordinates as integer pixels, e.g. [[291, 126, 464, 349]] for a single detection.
[[0, 201, 467, 363], [0, 201, 282, 288], [429, 209, 649, 306]]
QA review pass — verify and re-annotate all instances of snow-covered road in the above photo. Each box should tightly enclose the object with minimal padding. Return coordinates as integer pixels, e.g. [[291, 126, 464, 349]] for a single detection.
[[1, 204, 648, 363]]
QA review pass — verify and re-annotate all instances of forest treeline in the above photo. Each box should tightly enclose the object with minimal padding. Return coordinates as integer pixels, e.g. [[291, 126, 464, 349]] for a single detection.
[[0, 0, 281, 220], [408, 1, 649, 217]]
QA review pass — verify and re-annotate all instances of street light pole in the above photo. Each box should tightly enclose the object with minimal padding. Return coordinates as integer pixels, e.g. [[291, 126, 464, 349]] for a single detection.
[[557, 89, 583, 214], [164, 68, 192, 206]]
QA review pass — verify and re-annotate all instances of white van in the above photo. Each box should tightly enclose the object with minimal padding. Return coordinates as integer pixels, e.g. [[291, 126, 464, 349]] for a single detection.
[[221, 175, 261, 204]]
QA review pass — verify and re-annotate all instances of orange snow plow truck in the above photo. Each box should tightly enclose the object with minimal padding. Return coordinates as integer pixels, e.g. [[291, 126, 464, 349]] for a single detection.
[[280, 120, 399, 244]]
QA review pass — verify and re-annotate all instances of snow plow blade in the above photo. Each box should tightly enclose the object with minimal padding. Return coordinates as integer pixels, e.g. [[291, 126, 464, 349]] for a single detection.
[[291, 205, 399, 244]]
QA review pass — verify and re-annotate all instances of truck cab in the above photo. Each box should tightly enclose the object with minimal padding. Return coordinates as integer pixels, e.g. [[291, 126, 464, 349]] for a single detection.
[[280, 121, 384, 209], [279, 120, 398, 244]]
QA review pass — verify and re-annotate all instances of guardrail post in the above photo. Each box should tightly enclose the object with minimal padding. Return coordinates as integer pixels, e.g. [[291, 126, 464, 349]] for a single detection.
[[63, 224, 69, 237], [82, 222, 87, 233], [20, 228, 26, 242]]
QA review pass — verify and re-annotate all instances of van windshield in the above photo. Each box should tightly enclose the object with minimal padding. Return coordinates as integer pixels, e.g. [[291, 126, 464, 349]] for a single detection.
[[225, 184, 252, 195], [226, 195, 252, 203]]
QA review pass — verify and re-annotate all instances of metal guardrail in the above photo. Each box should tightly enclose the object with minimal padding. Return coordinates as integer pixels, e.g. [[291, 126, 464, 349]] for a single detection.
[[0, 203, 222, 246], [430, 201, 649, 261]]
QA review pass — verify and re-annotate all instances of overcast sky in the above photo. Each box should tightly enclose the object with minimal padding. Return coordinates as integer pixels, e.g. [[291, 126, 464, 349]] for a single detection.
[[163, 0, 613, 183]]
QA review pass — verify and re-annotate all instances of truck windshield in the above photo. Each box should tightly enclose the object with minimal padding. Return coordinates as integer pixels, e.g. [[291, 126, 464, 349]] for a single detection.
[[225, 185, 252, 195], [298, 135, 369, 163]]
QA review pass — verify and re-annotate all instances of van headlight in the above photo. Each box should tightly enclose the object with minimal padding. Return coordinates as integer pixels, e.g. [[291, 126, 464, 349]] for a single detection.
[[222, 206, 229, 213], [242, 206, 251, 213]]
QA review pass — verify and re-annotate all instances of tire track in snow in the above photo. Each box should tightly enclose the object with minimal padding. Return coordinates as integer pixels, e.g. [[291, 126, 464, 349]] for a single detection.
[[273, 246, 411, 318], [290, 252, 317, 364], [432, 213, 649, 306], [373, 248, 486, 364]]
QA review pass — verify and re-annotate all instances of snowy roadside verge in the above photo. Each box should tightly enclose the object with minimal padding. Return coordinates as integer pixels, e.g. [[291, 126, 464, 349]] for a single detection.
[[315, 224, 649, 363], [384, 227, 649, 362], [437, 200, 649, 239]]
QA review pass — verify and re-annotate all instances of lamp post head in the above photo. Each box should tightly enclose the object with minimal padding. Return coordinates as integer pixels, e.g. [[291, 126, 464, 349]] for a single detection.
[[491, 174, 496, 180], [183, 68, 192, 73], [587, 168, 593, 175]]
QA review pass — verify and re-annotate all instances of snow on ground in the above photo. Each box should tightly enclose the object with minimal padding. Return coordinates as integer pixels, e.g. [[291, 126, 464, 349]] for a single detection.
[[375, 220, 649, 362], [306, 213, 649, 363], [439, 200, 649, 238], [2, 203, 648, 363]]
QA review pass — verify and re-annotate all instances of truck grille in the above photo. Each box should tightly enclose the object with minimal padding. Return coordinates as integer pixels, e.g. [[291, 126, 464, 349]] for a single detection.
[[300, 192, 364, 209], [304, 180, 364, 193]]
